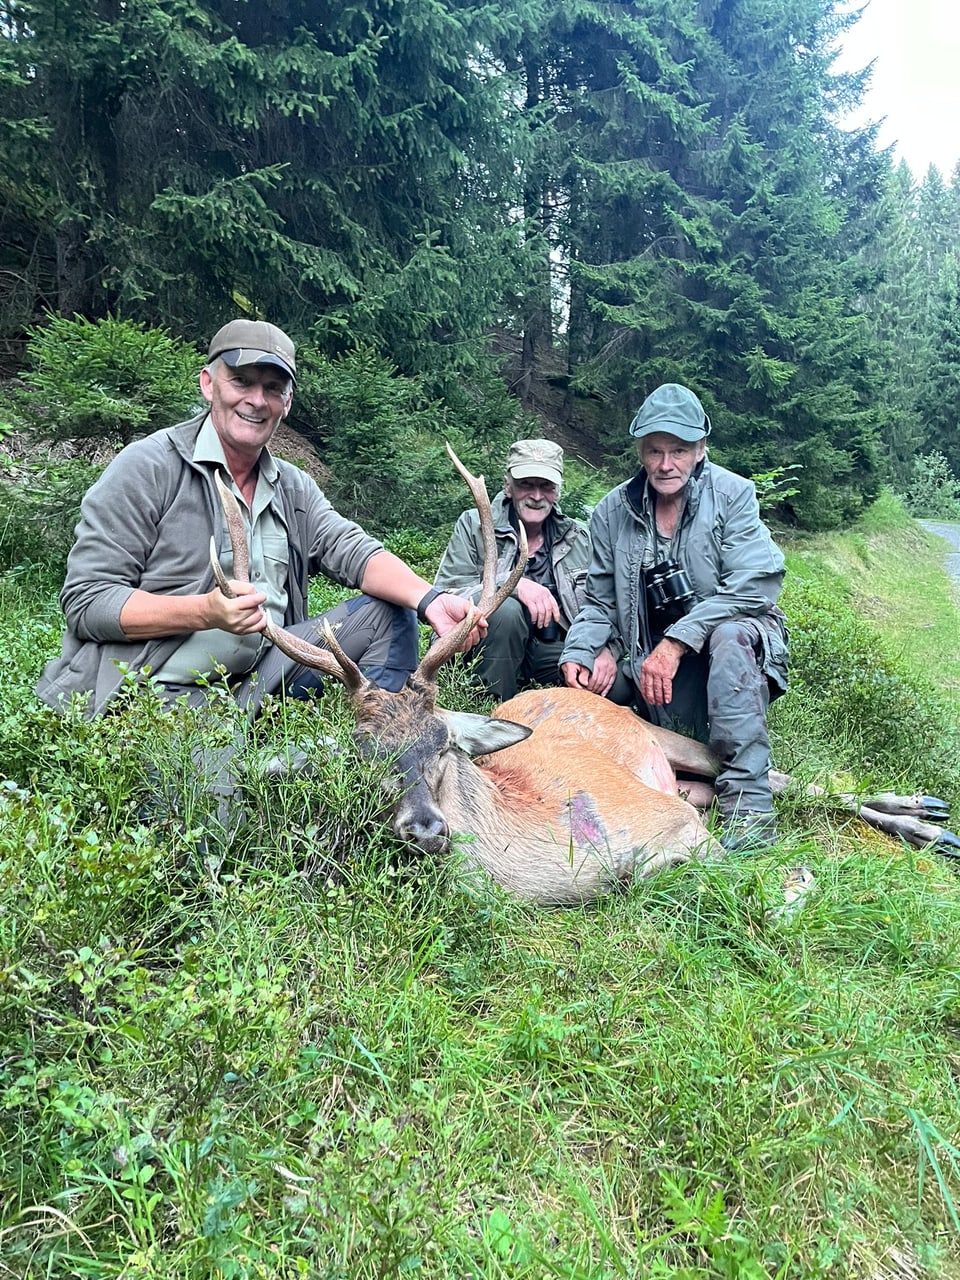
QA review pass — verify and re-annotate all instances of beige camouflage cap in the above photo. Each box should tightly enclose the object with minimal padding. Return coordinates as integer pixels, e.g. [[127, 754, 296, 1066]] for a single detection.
[[506, 439, 563, 487]]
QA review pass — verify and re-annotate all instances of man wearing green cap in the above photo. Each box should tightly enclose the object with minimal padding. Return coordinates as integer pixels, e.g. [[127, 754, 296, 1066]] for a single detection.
[[433, 438, 594, 700], [37, 318, 481, 718], [560, 384, 788, 852]]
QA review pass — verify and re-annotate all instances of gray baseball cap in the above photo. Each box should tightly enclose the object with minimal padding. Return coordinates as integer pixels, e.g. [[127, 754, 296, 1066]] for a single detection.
[[208, 319, 296, 382], [506, 439, 564, 487], [628, 384, 710, 442]]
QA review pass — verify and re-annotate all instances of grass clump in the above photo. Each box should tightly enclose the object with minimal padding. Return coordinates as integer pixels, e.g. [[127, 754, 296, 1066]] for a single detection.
[[4, 804, 960, 1276], [772, 491, 960, 810], [773, 565, 960, 806]]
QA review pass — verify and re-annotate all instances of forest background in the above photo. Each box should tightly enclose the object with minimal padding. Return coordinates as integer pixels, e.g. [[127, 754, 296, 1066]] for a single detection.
[[2, 0, 960, 538]]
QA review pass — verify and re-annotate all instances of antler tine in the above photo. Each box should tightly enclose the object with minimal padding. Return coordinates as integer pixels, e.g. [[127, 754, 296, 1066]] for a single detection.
[[212, 470, 249, 585], [209, 468, 369, 697], [415, 606, 481, 684], [444, 444, 497, 606], [414, 445, 529, 686], [486, 520, 528, 616], [444, 443, 529, 618], [261, 615, 369, 697]]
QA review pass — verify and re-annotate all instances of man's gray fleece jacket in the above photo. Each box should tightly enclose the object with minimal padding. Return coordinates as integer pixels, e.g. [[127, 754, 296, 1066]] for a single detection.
[[36, 412, 384, 716], [560, 458, 788, 691]]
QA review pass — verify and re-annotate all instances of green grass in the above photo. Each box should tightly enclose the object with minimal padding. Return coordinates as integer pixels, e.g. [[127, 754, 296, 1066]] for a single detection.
[[2, 497, 960, 1278], [770, 491, 960, 808], [778, 489, 960, 707]]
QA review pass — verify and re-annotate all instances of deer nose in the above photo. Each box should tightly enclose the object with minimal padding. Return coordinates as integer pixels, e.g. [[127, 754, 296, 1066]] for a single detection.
[[394, 774, 450, 852], [399, 813, 450, 854]]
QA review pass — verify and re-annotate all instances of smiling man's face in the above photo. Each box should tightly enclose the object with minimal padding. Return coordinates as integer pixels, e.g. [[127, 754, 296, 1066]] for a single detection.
[[200, 361, 292, 465]]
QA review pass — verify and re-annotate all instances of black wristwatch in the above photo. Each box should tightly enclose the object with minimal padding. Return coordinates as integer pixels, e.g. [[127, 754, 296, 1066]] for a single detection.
[[416, 587, 443, 623]]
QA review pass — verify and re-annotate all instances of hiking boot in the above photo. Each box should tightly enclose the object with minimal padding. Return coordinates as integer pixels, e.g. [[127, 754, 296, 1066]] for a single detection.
[[719, 811, 779, 855]]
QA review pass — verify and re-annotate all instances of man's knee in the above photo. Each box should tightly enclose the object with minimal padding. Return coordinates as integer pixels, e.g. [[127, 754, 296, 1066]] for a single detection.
[[469, 597, 532, 700], [706, 618, 768, 688], [484, 596, 528, 642], [340, 595, 418, 690], [269, 596, 418, 695], [479, 597, 530, 666], [707, 617, 758, 657]]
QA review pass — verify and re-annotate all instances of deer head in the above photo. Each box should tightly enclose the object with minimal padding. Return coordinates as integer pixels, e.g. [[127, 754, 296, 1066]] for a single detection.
[[210, 446, 533, 852]]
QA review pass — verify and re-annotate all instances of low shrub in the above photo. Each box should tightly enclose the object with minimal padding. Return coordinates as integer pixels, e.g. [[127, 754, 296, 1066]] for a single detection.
[[13, 314, 202, 446]]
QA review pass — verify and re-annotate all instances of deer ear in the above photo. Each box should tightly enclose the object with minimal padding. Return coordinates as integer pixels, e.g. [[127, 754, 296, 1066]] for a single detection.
[[441, 710, 532, 757]]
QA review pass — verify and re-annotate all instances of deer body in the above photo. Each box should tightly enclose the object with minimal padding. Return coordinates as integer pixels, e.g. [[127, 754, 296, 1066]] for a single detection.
[[436, 689, 720, 903]]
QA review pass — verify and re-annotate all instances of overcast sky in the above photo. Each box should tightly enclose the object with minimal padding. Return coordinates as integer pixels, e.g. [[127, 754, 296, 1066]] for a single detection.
[[835, 0, 960, 180]]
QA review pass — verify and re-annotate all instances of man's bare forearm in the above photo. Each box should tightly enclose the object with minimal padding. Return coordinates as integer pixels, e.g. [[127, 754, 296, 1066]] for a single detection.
[[119, 583, 266, 639]]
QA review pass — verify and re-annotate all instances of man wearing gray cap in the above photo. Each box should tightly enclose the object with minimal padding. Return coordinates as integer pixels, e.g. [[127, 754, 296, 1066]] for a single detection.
[[560, 384, 789, 852], [38, 318, 480, 720], [433, 438, 593, 700]]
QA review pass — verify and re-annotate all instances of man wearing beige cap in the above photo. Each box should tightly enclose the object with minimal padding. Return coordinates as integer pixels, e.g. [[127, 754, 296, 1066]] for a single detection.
[[38, 318, 480, 719], [433, 438, 593, 700]]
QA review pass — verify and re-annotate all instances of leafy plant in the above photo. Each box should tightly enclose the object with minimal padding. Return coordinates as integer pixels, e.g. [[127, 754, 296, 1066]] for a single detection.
[[13, 314, 202, 446], [752, 462, 802, 514], [899, 449, 960, 519]]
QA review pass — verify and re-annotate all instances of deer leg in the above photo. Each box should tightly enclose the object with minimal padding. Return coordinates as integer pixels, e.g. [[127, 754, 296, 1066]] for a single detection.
[[770, 772, 960, 861], [676, 779, 718, 810], [854, 805, 960, 857], [849, 793, 951, 822]]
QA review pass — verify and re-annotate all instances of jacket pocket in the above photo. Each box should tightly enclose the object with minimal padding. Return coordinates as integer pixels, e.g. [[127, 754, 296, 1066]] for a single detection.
[[558, 569, 589, 628], [759, 607, 789, 697]]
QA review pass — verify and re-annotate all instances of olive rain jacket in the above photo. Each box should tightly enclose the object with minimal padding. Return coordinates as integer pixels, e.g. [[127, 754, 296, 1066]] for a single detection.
[[433, 491, 591, 629], [560, 458, 788, 692], [36, 412, 385, 716]]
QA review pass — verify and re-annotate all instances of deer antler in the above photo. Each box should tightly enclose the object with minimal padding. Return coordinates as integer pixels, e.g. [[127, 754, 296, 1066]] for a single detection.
[[415, 444, 529, 684], [209, 469, 369, 697]]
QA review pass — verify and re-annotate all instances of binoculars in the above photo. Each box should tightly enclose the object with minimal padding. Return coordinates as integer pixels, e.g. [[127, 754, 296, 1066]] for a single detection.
[[646, 559, 695, 619], [534, 586, 562, 642], [535, 618, 561, 642]]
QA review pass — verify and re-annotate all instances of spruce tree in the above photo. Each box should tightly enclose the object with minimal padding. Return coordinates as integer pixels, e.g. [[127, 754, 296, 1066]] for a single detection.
[[516, 0, 888, 527], [0, 0, 529, 381], [916, 255, 960, 475]]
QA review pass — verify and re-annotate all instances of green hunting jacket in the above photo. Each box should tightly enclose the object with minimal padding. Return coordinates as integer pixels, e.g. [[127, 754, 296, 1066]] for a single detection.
[[36, 412, 384, 716], [560, 458, 788, 691], [433, 492, 591, 629]]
